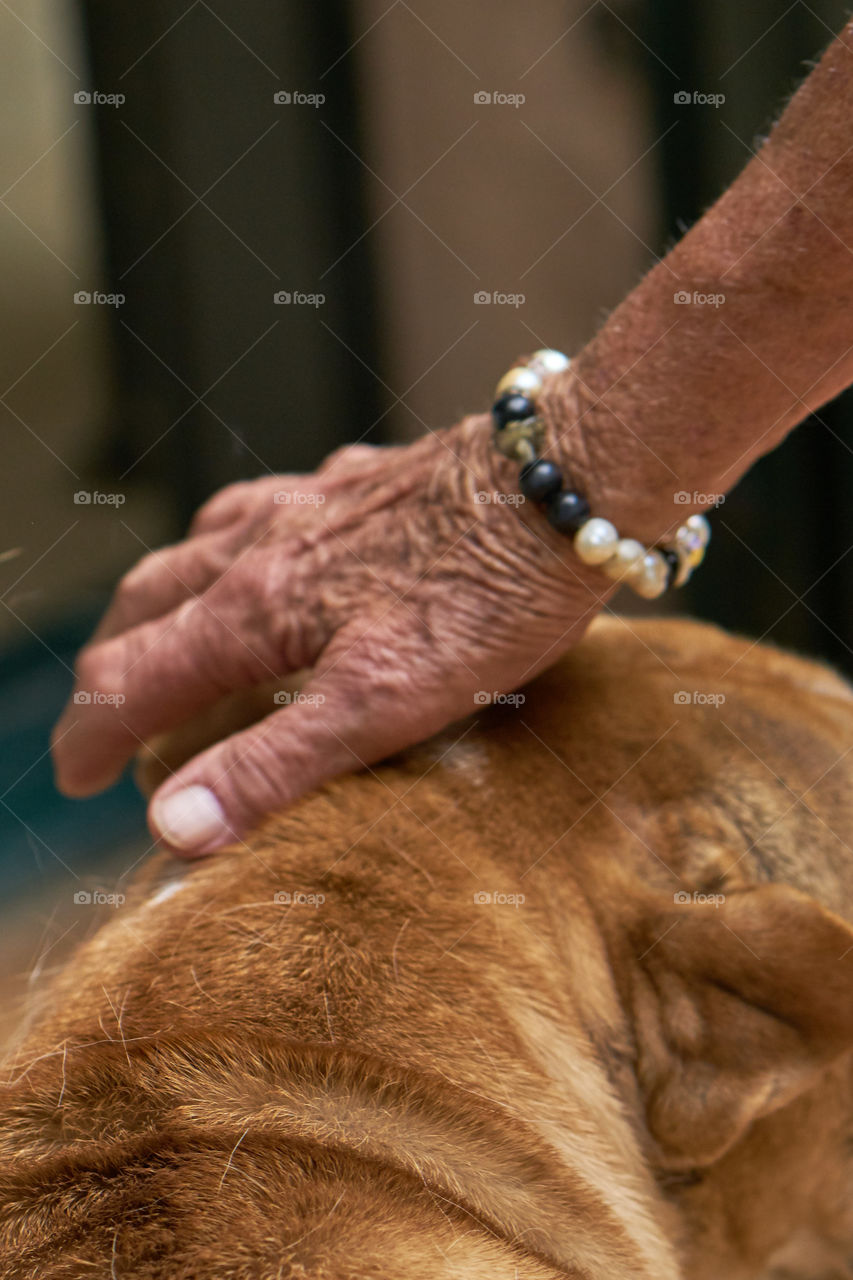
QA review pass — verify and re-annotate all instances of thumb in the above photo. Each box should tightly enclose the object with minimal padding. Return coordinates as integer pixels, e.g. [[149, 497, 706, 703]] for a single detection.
[[147, 643, 464, 855]]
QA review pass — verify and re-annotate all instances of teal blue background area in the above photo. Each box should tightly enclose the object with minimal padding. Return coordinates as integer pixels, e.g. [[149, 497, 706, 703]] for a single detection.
[[0, 614, 148, 901]]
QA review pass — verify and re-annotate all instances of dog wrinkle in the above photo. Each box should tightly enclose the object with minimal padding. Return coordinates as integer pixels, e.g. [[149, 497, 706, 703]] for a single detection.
[[1, 1029, 659, 1278], [1, 1111, 603, 1279], [4, 619, 853, 1278]]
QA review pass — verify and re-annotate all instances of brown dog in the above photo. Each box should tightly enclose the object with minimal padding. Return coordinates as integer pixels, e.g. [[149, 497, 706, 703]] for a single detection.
[[1, 616, 852, 1280]]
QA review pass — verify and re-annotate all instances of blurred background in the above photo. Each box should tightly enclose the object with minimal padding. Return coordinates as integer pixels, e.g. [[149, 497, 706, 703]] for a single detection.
[[1, 0, 852, 1032]]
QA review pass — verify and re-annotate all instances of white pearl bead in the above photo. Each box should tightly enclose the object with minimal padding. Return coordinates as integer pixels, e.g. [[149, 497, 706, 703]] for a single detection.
[[686, 513, 711, 548], [495, 366, 542, 397], [529, 348, 571, 378], [602, 538, 646, 581], [674, 524, 707, 579], [574, 517, 619, 565], [631, 550, 669, 599]]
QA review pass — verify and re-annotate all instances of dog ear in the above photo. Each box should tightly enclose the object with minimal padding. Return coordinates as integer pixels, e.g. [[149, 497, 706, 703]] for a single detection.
[[627, 884, 853, 1168]]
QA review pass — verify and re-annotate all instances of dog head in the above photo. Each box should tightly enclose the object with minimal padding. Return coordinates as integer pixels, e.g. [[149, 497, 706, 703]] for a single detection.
[[2, 617, 853, 1279]]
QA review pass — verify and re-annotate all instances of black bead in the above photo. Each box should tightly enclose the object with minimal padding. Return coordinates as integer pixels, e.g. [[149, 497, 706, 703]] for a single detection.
[[492, 391, 535, 429], [661, 547, 680, 589], [519, 459, 563, 503], [546, 490, 591, 534]]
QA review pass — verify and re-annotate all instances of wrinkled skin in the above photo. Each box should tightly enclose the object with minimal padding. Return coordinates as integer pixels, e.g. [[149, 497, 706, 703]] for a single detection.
[[52, 416, 611, 853], [50, 17, 853, 856]]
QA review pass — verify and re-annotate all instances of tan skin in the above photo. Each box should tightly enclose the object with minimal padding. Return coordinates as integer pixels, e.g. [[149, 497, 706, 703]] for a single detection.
[[52, 21, 853, 854]]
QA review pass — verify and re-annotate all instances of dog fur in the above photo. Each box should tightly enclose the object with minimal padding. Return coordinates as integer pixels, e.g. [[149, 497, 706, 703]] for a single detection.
[[1, 616, 852, 1279]]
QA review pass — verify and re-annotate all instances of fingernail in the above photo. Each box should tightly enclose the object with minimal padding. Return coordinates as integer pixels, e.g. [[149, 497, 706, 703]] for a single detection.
[[150, 786, 230, 851]]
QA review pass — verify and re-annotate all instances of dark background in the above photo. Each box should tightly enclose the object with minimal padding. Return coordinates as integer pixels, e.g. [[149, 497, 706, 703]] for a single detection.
[[1, 0, 851, 908], [81, 0, 853, 659]]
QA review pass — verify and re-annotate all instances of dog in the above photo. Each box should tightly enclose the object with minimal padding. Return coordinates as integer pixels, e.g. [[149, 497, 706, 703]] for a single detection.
[[1, 615, 852, 1280]]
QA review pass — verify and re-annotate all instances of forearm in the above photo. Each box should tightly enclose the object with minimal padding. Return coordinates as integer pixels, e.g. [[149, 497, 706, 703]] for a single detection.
[[537, 20, 853, 544]]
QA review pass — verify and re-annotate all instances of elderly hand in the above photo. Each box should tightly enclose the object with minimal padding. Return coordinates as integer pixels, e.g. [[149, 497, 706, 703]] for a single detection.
[[51, 415, 608, 855]]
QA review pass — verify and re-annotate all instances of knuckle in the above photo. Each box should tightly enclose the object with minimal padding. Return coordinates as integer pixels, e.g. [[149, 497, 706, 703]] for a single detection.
[[319, 443, 377, 472], [336, 615, 471, 710], [251, 556, 320, 668], [115, 555, 160, 608], [173, 599, 226, 670], [191, 481, 251, 530], [74, 648, 100, 689], [333, 629, 418, 700], [214, 733, 285, 819], [74, 644, 124, 700]]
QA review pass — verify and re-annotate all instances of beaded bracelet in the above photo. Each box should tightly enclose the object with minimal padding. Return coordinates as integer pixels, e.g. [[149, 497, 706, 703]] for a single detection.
[[490, 348, 710, 599]]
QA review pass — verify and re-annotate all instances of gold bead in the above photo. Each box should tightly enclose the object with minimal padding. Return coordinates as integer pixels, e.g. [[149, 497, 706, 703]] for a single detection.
[[602, 538, 646, 582], [495, 366, 542, 397], [513, 438, 537, 466], [672, 522, 708, 585], [574, 517, 619, 565], [493, 418, 543, 461]]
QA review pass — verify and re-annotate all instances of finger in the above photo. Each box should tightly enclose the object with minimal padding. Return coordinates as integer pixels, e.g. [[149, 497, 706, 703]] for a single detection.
[[91, 532, 238, 645], [51, 554, 323, 796], [316, 443, 390, 480], [188, 477, 286, 537], [134, 680, 283, 797], [146, 625, 471, 855]]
